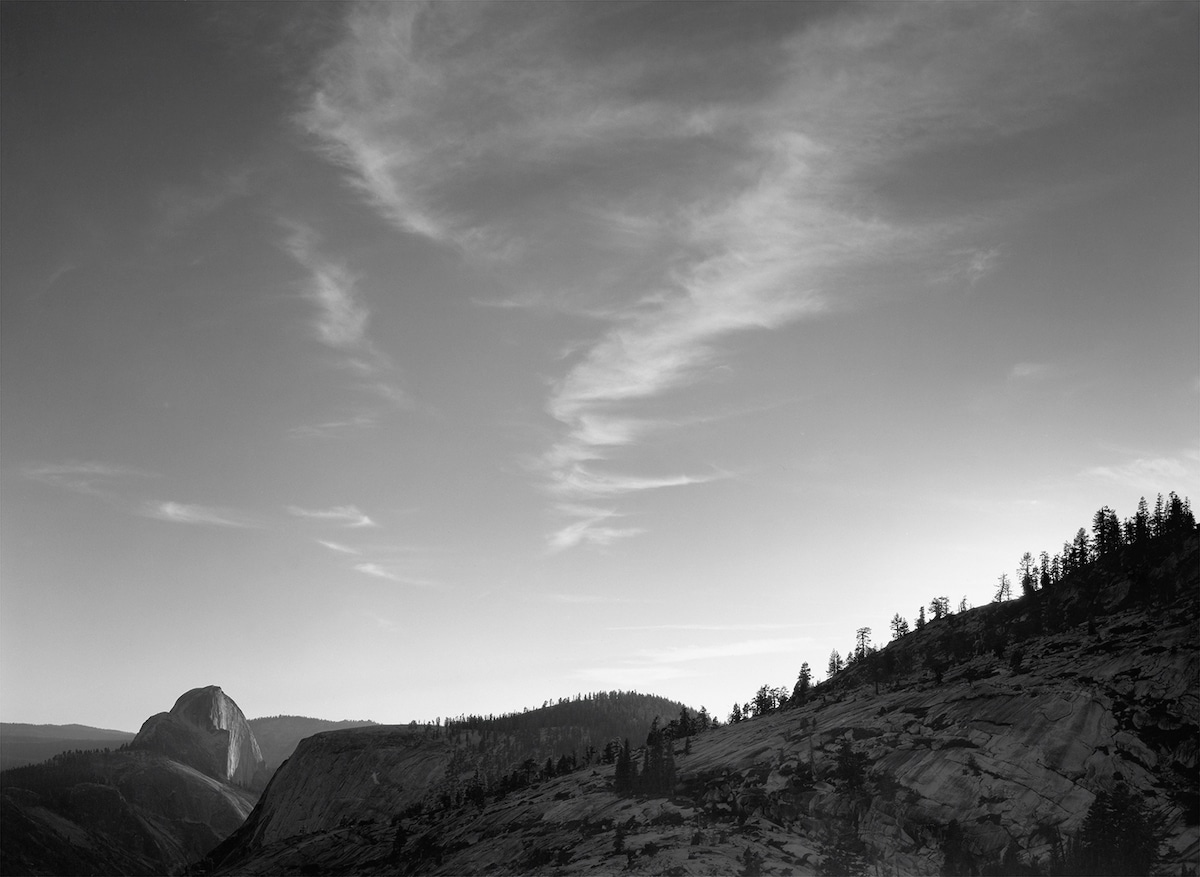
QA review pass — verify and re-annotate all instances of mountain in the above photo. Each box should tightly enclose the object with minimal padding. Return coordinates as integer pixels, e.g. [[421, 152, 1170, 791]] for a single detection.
[[1, 724, 135, 771], [132, 686, 267, 791], [1, 687, 264, 876], [247, 716, 377, 775], [208, 531, 1198, 876]]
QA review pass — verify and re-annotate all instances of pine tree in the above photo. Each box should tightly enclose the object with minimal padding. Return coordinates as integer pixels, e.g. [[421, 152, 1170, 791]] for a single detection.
[[890, 613, 909, 640], [613, 738, 634, 795], [1072, 528, 1091, 567], [1092, 506, 1122, 558], [1018, 552, 1037, 596], [828, 649, 843, 677], [792, 662, 812, 706], [916, 606, 926, 629], [1133, 496, 1150, 548], [1066, 780, 1163, 875], [676, 705, 693, 739], [854, 627, 872, 660]]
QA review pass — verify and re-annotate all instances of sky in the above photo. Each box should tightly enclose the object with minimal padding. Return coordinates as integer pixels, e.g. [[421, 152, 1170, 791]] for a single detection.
[[2, 2, 1197, 733]]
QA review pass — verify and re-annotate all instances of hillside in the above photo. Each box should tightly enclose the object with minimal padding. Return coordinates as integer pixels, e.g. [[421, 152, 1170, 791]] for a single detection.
[[0, 724, 135, 771], [208, 531, 1198, 876]]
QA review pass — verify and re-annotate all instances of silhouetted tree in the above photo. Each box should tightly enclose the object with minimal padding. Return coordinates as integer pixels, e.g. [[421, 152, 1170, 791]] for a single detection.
[[828, 649, 843, 677], [916, 606, 926, 630], [854, 627, 872, 661], [791, 662, 812, 706], [1072, 527, 1091, 568], [890, 613, 909, 640], [930, 596, 950, 620], [994, 574, 1012, 602], [752, 685, 786, 717], [1092, 506, 1122, 559], [728, 702, 743, 724]]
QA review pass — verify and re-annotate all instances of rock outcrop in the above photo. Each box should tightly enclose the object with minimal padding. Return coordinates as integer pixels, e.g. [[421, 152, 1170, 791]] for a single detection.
[[132, 686, 266, 790]]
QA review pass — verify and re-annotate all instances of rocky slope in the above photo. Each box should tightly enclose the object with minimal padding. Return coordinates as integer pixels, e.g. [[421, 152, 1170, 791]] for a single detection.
[[209, 536, 1198, 876], [1, 687, 263, 876], [133, 685, 267, 790]]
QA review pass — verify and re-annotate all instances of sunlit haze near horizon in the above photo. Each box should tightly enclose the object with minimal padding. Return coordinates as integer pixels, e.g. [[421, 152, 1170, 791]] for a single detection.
[[2, 2, 1197, 732]]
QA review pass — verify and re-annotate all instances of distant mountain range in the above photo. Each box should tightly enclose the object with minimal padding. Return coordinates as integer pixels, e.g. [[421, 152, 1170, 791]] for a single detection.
[[1, 724, 136, 771]]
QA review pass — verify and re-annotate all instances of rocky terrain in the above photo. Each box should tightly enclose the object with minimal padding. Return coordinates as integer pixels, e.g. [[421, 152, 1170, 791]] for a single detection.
[[1, 687, 265, 875], [209, 534, 1198, 876]]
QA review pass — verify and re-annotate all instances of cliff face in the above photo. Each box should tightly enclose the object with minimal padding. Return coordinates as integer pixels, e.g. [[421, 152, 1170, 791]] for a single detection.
[[210, 727, 452, 857], [211, 538, 1198, 876], [132, 686, 265, 790]]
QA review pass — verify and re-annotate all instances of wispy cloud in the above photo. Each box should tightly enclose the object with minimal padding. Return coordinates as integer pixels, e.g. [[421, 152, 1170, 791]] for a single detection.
[[1082, 449, 1199, 493], [287, 414, 379, 439], [1009, 362, 1051, 382], [575, 665, 688, 686], [282, 221, 369, 350], [287, 504, 378, 528], [141, 501, 257, 528], [317, 539, 360, 555], [544, 592, 656, 606], [280, 220, 410, 410], [575, 637, 808, 687], [302, 3, 1154, 547], [23, 461, 155, 496], [635, 638, 809, 665], [352, 562, 433, 587], [546, 508, 644, 553], [609, 623, 813, 633]]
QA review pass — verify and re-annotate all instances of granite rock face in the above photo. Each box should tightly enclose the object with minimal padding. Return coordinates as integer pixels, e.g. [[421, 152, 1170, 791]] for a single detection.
[[132, 686, 266, 789]]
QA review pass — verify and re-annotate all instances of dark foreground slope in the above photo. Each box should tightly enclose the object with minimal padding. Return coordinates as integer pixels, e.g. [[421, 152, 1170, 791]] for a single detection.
[[209, 536, 1198, 876], [1, 749, 256, 876]]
